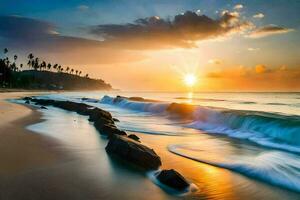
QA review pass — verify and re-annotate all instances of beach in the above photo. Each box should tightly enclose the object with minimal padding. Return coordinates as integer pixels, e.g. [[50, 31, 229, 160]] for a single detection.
[[1, 91, 299, 200]]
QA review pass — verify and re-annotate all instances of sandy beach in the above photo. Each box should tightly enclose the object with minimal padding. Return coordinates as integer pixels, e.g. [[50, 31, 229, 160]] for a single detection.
[[0, 92, 105, 199], [0, 92, 58, 175]]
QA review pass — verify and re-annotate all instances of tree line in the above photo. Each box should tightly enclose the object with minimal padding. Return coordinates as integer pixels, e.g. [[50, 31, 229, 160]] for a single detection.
[[0, 48, 90, 88]]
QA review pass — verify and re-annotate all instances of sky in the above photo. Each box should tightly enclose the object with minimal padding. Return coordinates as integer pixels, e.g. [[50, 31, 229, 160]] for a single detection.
[[0, 0, 299, 91]]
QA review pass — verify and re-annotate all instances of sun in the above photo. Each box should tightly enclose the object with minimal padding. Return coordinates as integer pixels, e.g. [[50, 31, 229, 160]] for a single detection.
[[184, 74, 197, 87]]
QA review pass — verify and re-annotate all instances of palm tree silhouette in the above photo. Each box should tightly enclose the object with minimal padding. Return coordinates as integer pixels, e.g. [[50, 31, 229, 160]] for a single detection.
[[57, 65, 61, 72], [47, 63, 51, 71]]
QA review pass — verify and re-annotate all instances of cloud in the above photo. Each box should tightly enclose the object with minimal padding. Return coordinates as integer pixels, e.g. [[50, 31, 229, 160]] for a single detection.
[[77, 5, 89, 11], [88, 10, 252, 49], [253, 13, 264, 19], [208, 59, 222, 65], [234, 4, 243, 10], [255, 64, 267, 73], [204, 65, 300, 91], [247, 47, 260, 51], [0, 15, 145, 65], [0, 15, 58, 39], [206, 72, 223, 78], [248, 25, 294, 38]]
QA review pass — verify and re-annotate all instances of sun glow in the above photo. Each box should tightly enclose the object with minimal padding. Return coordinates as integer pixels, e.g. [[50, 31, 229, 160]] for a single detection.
[[184, 74, 197, 87]]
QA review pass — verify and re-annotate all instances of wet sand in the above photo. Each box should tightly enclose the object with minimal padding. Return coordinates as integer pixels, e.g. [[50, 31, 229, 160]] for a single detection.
[[0, 92, 113, 199]]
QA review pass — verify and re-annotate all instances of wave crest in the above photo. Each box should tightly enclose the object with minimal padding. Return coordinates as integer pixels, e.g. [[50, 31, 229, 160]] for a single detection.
[[99, 95, 300, 152]]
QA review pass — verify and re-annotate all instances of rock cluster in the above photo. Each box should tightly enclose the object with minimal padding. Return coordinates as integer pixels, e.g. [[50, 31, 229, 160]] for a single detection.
[[23, 97, 190, 191]]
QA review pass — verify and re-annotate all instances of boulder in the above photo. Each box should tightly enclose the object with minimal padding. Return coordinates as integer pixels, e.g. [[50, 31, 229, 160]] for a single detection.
[[23, 97, 32, 101], [106, 135, 161, 170], [94, 122, 126, 137], [113, 118, 120, 122], [87, 108, 113, 122], [156, 169, 189, 190], [128, 134, 140, 142]]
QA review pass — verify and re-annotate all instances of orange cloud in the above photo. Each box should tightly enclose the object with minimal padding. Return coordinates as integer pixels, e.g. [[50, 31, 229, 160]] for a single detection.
[[248, 25, 294, 38], [88, 10, 252, 49], [255, 64, 267, 73], [204, 65, 300, 91]]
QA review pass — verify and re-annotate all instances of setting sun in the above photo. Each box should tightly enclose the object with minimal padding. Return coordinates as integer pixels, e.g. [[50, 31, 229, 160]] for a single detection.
[[184, 74, 197, 87]]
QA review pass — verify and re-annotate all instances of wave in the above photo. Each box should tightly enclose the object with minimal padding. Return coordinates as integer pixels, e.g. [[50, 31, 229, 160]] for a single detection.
[[99, 95, 300, 153], [169, 144, 300, 192], [175, 97, 226, 102], [100, 95, 169, 113], [175, 97, 256, 104]]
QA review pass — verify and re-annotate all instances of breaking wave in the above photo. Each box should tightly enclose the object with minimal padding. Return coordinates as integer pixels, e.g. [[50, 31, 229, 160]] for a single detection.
[[98, 95, 300, 153]]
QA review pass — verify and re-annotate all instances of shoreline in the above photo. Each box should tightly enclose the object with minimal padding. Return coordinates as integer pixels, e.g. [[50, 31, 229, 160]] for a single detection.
[[0, 92, 61, 176], [1, 92, 300, 199]]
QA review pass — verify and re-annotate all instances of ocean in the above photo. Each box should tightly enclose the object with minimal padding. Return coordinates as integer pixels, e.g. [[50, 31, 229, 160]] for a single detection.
[[22, 91, 300, 199]]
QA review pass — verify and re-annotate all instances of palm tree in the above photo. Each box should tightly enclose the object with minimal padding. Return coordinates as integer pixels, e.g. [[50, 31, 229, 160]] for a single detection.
[[57, 65, 61, 72], [33, 57, 39, 71], [70, 69, 74, 74], [41, 61, 46, 71], [66, 67, 70, 73], [53, 64, 58, 71], [47, 63, 51, 71], [3, 48, 8, 54], [85, 73, 89, 78], [27, 53, 34, 70], [20, 64, 23, 71], [79, 71, 82, 76], [14, 55, 17, 61]]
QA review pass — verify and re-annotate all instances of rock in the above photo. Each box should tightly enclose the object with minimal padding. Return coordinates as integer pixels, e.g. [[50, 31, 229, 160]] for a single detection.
[[105, 135, 161, 170], [156, 169, 189, 190], [113, 118, 120, 122], [94, 122, 126, 137], [40, 106, 47, 109], [87, 108, 112, 122], [128, 134, 140, 142], [25, 100, 30, 104], [23, 97, 32, 101]]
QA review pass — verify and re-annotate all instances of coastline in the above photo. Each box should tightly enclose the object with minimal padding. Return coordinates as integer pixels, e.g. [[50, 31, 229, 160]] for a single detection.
[[0, 92, 59, 175], [1, 92, 300, 200]]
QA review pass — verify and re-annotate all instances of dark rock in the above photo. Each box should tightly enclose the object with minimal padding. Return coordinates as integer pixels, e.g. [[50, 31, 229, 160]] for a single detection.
[[25, 100, 30, 104], [94, 122, 126, 137], [128, 134, 140, 142], [87, 108, 113, 122], [105, 135, 161, 170], [157, 169, 189, 190], [113, 118, 120, 122], [23, 97, 32, 101], [40, 106, 48, 109]]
